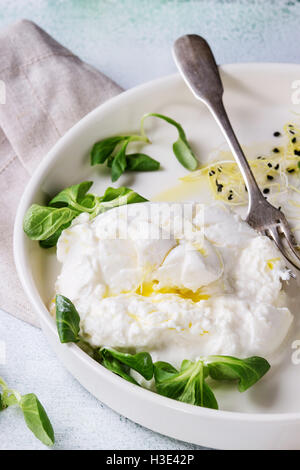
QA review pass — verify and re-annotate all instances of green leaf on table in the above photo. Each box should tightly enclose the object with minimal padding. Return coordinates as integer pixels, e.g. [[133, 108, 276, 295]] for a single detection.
[[23, 204, 78, 241], [1, 377, 55, 446], [20, 393, 55, 446], [100, 348, 153, 380], [141, 113, 198, 171], [49, 181, 96, 212], [154, 360, 218, 409], [206, 355, 270, 392], [126, 153, 160, 172], [91, 136, 127, 166], [2, 393, 18, 407], [55, 294, 80, 343]]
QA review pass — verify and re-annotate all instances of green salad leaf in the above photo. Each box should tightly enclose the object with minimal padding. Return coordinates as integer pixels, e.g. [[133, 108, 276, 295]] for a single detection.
[[90, 112, 197, 179], [91, 134, 151, 181], [0, 377, 54, 446], [55, 294, 81, 343], [23, 182, 147, 247], [154, 360, 218, 409], [99, 350, 139, 385], [38, 223, 70, 249], [91, 136, 126, 166], [141, 113, 198, 171], [126, 153, 160, 172], [95, 186, 147, 216], [23, 204, 78, 242], [0, 393, 5, 411], [53, 295, 271, 411], [100, 348, 153, 380], [205, 355, 270, 392], [107, 152, 160, 172], [49, 181, 96, 212], [20, 394, 55, 447], [111, 140, 130, 182]]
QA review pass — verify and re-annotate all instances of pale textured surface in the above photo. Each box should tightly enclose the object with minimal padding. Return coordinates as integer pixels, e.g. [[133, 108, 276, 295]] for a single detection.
[[0, 309, 202, 450], [1, 0, 300, 450], [0, 0, 300, 88]]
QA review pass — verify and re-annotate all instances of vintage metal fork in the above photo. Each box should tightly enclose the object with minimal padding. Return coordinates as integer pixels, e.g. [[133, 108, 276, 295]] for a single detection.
[[173, 34, 300, 271]]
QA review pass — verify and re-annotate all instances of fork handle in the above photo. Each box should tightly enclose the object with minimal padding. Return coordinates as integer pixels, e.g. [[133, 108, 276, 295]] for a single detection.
[[208, 98, 263, 208], [173, 34, 264, 212]]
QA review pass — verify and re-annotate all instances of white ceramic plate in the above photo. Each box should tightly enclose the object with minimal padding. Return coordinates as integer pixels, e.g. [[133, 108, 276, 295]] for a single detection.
[[14, 64, 300, 450]]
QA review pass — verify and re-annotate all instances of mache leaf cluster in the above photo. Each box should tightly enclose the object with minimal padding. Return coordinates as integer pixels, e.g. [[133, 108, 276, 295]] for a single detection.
[[55, 295, 270, 410], [23, 182, 147, 248]]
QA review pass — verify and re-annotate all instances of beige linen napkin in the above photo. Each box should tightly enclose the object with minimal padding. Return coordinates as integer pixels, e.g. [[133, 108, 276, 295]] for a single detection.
[[0, 20, 122, 327]]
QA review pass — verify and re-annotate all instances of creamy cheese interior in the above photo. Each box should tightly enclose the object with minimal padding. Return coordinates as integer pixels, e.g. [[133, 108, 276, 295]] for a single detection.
[[54, 202, 293, 365]]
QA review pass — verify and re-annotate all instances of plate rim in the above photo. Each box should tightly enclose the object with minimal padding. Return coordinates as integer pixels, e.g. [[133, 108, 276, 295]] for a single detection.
[[13, 62, 300, 424]]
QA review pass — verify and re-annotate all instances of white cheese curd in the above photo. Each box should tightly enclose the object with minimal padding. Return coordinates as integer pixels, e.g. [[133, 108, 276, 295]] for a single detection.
[[54, 202, 293, 365]]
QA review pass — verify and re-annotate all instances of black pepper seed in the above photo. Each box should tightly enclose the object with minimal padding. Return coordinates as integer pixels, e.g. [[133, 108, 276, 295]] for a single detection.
[[257, 156, 262, 159], [273, 148, 280, 153], [228, 194, 233, 201], [287, 168, 295, 173], [294, 149, 300, 156], [267, 163, 272, 168], [274, 164, 280, 170], [263, 188, 270, 194], [216, 180, 223, 192], [267, 175, 274, 180], [289, 130, 295, 135], [292, 137, 297, 144], [273, 131, 281, 137], [288, 124, 294, 128]]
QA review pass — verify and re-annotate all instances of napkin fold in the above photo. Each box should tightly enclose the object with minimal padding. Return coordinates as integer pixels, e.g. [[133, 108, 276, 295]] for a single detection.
[[0, 20, 122, 327]]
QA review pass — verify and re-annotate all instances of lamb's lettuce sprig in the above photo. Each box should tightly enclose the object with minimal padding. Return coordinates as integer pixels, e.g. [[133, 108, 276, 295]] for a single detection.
[[153, 360, 218, 409], [153, 355, 270, 409], [55, 295, 270, 410], [90, 113, 198, 181], [140, 113, 198, 171], [97, 348, 154, 385], [23, 182, 147, 248], [0, 377, 54, 446], [91, 134, 159, 182], [204, 355, 271, 392], [55, 294, 81, 343]]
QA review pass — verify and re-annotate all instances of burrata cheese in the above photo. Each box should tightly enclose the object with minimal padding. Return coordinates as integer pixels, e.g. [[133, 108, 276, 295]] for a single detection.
[[53, 202, 293, 365]]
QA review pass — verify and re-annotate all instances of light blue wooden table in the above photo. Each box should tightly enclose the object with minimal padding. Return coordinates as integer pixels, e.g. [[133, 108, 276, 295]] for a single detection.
[[1, 0, 300, 450]]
